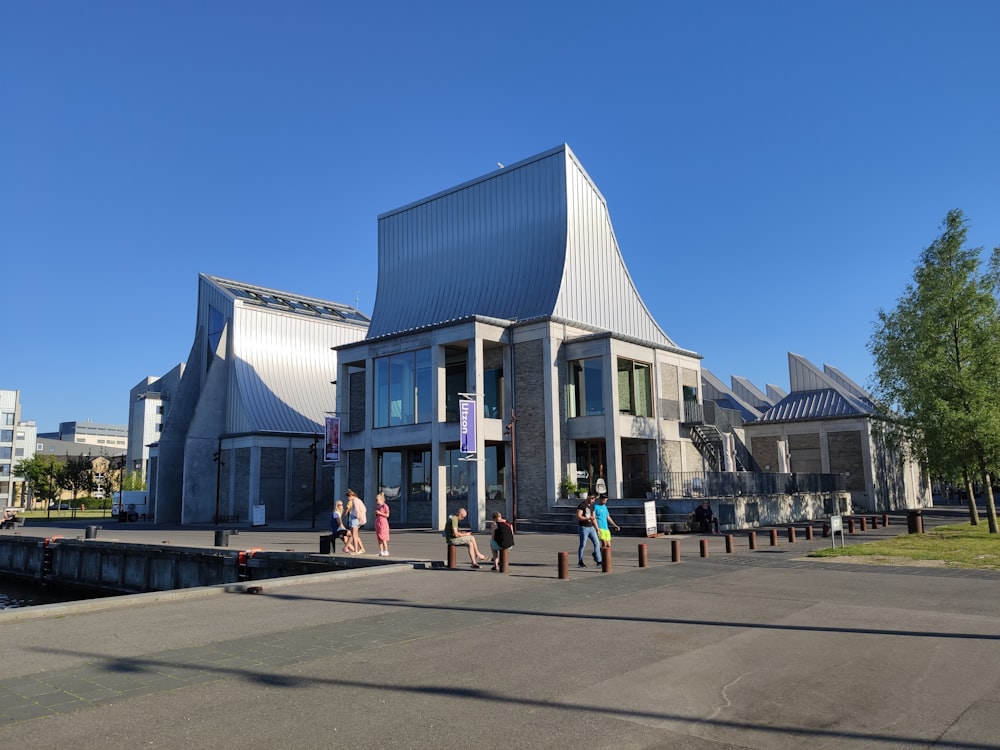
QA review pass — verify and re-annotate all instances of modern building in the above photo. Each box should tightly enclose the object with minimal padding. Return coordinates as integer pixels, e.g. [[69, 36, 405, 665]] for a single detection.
[[25, 437, 123, 505], [128, 365, 184, 478], [333, 144, 709, 531], [740, 353, 931, 511], [40, 421, 129, 451], [1, 390, 24, 507], [149, 274, 370, 524]]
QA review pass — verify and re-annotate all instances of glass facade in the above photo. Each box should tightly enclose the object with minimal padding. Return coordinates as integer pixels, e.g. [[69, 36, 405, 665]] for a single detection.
[[483, 368, 503, 419], [617, 358, 652, 417], [568, 358, 604, 417], [373, 349, 433, 428]]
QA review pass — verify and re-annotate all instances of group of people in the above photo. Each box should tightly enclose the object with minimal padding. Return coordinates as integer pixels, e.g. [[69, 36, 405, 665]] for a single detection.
[[329, 491, 720, 567], [444, 507, 515, 571], [575, 493, 620, 567], [330, 489, 392, 556]]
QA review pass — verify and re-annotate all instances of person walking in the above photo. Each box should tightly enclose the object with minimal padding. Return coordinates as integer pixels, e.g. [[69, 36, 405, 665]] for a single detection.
[[346, 489, 367, 554], [593, 495, 620, 550], [576, 494, 602, 568], [374, 492, 391, 556]]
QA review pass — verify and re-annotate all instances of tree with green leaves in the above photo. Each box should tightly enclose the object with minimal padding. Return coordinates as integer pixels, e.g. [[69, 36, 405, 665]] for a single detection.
[[121, 470, 146, 491], [60, 454, 95, 504], [13, 454, 64, 508], [870, 209, 1000, 533]]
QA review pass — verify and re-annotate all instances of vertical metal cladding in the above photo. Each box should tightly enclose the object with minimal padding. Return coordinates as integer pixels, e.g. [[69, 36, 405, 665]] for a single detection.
[[194, 274, 368, 435], [232, 306, 364, 433], [369, 144, 683, 350], [369, 148, 570, 338], [555, 150, 676, 348]]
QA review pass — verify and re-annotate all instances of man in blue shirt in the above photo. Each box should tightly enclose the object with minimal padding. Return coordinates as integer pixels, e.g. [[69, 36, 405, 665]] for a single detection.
[[593, 495, 620, 550]]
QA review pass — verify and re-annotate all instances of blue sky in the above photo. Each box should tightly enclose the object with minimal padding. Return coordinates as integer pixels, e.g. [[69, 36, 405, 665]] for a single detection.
[[4, 1, 999, 432]]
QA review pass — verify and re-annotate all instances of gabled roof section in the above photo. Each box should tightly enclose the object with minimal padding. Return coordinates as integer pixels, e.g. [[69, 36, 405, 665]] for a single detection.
[[197, 274, 369, 433], [730, 375, 777, 412], [757, 353, 874, 423], [766, 384, 788, 402], [368, 145, 692, 353], [758, 389, 870, 421], [202, 274, 370, 328], [823, 364, 875, 407], [702, 369, 762, 422]]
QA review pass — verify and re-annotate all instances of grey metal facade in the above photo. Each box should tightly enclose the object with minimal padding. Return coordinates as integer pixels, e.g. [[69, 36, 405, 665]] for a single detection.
[[370, 145, 684, 352], [154, 274, 369, 524]]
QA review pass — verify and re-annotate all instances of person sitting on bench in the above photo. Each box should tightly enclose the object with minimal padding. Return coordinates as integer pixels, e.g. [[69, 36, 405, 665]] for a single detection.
[[2, 508, 18, 529], [693, 500, 720, 534], [445, 508, 487, 568], [489, 511, 515, 571], [330, 500, 351, 552]]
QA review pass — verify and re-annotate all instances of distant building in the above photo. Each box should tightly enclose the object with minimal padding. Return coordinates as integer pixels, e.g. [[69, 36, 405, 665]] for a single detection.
[[24, 437, 123, 504], [128, 365, 184, 479], [42, 421, 129, 451], [149, 274, 369, 524], [740, 353, 930, 511], [1, 389, 24, 507]]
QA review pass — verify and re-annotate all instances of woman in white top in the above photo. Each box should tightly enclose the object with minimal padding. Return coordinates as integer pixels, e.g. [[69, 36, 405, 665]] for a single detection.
[[346, 488, 367, 554]]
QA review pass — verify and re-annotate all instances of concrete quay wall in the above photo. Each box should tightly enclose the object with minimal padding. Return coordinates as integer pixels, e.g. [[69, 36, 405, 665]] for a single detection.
[[0, 536, 368, 594]]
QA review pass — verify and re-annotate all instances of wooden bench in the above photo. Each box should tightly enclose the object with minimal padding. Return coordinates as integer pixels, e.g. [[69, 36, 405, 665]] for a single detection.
[[660, 514, 694, 534]]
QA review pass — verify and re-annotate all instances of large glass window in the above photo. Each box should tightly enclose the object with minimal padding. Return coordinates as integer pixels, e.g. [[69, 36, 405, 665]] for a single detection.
[[444, 347, 468, 422], [569, 358, 604, 417], [415, 349, 432, 423], [617, 358, 652, 417], [575, 440, 606, 496], [410, 450, 432, 501], [484, 368, 503, 419], [445, 445, 505, 503], [378, 450, 402, 500], [374, 348, 432, 428]]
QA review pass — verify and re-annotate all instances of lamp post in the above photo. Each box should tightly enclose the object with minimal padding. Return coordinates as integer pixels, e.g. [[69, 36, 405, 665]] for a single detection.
[[504, 410, 518, 531], [308, 435, 320, 530], [213, 440, 223, 526]]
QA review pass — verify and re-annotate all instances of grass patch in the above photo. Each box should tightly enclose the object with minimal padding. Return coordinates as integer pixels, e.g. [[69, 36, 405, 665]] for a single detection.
[[14, 509, 115, 522], [809, 522, 1000, 569]]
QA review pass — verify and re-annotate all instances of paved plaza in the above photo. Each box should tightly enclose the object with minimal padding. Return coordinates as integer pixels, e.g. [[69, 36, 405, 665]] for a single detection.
[[1, 510, 999, 749]]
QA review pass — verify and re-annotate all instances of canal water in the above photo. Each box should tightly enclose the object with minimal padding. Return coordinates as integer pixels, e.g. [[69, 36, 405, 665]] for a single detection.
[[0, 577, 105, 610]]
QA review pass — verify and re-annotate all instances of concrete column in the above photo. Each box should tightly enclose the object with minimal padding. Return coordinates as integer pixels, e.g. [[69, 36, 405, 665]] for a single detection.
[[431, 344, 447, 531], [469, 336, 486, 532]]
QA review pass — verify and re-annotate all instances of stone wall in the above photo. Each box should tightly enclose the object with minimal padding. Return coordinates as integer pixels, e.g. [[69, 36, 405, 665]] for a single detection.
[[513, 339, 548, 518], [828, 430, 865, 491]]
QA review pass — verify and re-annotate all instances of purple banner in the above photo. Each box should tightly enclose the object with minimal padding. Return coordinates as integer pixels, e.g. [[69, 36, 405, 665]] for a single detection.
[[459, 400, 476, 453], [324, 416, 340, 463]]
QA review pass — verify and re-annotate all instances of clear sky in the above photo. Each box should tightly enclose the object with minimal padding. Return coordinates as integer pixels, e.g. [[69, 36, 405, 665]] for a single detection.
[[3, 1, 999, 432]]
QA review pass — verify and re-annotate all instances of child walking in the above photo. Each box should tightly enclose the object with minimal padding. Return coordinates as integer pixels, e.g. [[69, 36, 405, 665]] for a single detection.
[[594, 495, 620, 550], [374, 492, 391, 556]]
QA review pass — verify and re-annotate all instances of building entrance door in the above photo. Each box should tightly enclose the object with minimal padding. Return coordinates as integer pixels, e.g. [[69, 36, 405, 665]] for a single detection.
[[624, 452, 648, 499]]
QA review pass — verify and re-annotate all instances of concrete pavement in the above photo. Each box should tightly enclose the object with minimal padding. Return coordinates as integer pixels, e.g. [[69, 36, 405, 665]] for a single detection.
[[1, 509, 998, 749]]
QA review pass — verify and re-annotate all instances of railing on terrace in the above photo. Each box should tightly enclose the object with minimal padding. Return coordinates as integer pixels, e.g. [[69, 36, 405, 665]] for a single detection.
[[648, 471, 846, 499]]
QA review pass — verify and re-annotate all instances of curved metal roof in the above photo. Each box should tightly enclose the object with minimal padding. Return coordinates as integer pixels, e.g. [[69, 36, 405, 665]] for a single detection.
[[368, 145, 688, 352], [198, 274, 368, 434]]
